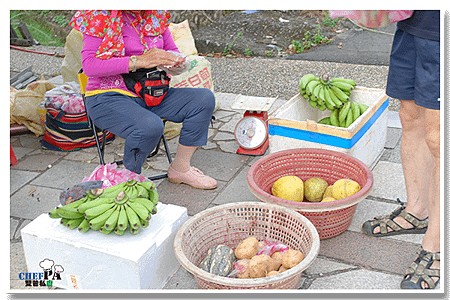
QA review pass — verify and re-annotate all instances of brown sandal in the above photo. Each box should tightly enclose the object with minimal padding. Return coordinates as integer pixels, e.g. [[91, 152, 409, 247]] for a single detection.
[[362, 199, 428, 237]]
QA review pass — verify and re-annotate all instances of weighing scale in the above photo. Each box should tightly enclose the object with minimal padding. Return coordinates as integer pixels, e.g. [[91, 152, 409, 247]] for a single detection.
[[231, 95, 277, 156]]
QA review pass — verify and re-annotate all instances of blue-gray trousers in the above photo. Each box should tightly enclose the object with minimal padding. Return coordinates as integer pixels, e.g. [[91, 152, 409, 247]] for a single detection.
[[85, 88, 215, 174]]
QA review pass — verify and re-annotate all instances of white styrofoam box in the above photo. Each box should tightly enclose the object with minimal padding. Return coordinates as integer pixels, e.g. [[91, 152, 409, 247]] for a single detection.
[[268, 87, 389, 169], [20, 202, 188, 290]]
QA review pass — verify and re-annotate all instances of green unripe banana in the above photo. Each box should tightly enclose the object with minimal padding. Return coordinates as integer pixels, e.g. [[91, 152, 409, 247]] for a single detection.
[[130, 227, 140, 235], [328, 87, 344, 107], [305, 80, 320, 95], [331, 77, 356, 86], [66, 217, 84, 229], [56, 206, 84, 219], [352, 102, 361, 122], [49, 208, 62, 219], [114, 228, 126, 236], [330, 86, 350, 102], [78, 219, 91, 233], [359, 103, 369, 114], [104, 207, 120, 229], [117, 206, 129, 230], [84, 203, 115, 220], [309, 99, 318, 108], [125, 203, 140, 230], [77, 197, 114, 214], [100, 225, 114, 235], [330, 109, 340, 127], [299, 74, 318, 90], [345, 107, 354, 128], [318, 117, 331, 125], [89, 207, 116, 230], [128, 202, 150, 222], [330, 81, 354, 92], [338, 102, 351, 124]]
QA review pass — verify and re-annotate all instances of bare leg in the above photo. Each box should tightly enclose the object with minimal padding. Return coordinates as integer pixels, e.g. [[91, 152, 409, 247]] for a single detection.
[[419, 108, 440, 288], [372, 100, 431, 234], [170, 144, 197, 173]]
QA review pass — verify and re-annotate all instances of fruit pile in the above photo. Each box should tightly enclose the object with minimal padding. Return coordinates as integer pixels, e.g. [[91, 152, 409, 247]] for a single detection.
[[299, 74, 369, 128], [48, 179, 158, 235], [271, 175, 361, 203]]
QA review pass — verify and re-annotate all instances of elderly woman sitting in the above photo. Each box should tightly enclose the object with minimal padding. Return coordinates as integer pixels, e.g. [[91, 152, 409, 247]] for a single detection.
[[70, 10, 217, 190]]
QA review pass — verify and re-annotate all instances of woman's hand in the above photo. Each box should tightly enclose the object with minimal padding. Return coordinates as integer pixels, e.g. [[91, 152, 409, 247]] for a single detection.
[[129, 48, 178, 71]]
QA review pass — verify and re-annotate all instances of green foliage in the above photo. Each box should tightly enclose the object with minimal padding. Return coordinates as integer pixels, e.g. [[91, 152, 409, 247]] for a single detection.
[[290, 26, 332, 53]]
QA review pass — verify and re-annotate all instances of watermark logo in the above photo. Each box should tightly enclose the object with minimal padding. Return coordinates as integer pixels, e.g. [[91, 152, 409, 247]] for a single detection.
[[19, 258, 64, 288]]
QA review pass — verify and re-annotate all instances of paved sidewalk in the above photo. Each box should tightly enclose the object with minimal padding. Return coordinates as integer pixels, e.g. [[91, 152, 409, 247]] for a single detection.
[[10, 89, 436, 292]]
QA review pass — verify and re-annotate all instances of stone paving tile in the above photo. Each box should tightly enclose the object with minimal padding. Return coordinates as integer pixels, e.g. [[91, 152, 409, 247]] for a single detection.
[[384, 127, 402, 149], [190, 148, 250, 182], [10, 170, 40, 195], [10, 218, 19, 240], [370, 161, 407, 201], [163, 266, 198, 290], [304, 257, 356, 276], [308, 268, 403, 290], [156, 179, 226, 216], [212, 166, 260, 206], [11, 153, 62, 172], [319, 231, 419, 275], [11, 147, 34, 161], [10, 185, 61, 220], [30, 160, 98, 190]]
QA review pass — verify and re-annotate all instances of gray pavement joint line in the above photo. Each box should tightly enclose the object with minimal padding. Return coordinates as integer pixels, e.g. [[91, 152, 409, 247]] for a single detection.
[[10, 218, 26, 242], [364, 195, 405, 205], [299, 267, 362, 289], [315, 254, 409, 277]]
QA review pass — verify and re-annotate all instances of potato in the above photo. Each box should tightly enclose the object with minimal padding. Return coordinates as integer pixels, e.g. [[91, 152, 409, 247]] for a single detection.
[[267, 271, 280, 277], [235, 237, 259, 259], [248, 254, 273, 278], [278, 265, 289, 272], [270, 251, 283, 270], [236, 259, 251, 279], [281, 249, 305, 269]]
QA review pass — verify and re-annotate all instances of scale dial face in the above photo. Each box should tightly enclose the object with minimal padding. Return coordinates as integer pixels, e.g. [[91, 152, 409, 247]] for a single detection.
[[234, 116, 268, 150]]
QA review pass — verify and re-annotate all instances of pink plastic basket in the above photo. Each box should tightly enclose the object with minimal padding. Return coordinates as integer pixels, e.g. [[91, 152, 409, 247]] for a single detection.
[[173, 202, 320, 289], [247, 148, 373, 240]]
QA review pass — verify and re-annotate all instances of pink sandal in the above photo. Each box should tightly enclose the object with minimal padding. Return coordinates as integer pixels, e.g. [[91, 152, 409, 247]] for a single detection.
[[168, 165, 217, 190]]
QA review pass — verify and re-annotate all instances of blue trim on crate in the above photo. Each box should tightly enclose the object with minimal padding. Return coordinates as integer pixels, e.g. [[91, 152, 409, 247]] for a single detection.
[[268, 98, 389, 149]]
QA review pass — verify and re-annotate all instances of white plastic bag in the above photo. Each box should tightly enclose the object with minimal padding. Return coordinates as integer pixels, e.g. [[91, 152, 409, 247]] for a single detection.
[[157, 50, 190, 76]]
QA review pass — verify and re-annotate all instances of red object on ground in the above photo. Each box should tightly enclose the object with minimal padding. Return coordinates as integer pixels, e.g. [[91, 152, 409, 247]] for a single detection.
[[10, 144, 18, 166]]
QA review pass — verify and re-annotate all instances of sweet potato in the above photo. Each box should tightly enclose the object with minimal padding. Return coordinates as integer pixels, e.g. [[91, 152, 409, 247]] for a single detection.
[[281, 249, 305, 269], [234, 237, 259, 259]]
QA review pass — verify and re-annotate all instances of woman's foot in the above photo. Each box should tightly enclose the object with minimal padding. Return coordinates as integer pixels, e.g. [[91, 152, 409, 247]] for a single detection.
[[168, 165, 217, 190]]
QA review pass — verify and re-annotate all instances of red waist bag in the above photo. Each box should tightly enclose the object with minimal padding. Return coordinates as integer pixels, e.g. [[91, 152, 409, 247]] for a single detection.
[[122, 68, 170, 107]]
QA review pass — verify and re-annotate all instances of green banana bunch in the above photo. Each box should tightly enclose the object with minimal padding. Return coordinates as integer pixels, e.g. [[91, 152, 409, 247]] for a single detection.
[[298, 74, 372, 128], [299, 74, 356, 111], [319, 102, 369, 128], [48, 179, 159, 235]]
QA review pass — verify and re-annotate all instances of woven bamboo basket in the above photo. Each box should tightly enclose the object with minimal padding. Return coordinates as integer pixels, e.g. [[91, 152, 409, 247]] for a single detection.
[[173, 202, 320, 289], [247, 148, 373, 240]]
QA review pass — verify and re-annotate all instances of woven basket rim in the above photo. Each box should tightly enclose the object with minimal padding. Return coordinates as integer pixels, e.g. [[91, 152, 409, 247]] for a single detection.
[[173, 202, 320, 288], [247, 148, 373, 212]]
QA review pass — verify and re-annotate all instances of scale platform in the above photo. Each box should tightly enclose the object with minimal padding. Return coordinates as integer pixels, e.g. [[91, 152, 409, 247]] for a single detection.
[[231, 95, 277, 112], [231, 95, 277, 156]]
